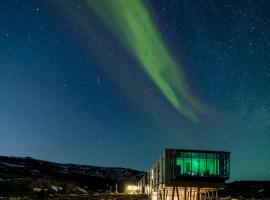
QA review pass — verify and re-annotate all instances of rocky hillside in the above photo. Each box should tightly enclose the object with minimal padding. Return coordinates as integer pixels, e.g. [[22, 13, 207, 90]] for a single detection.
[[219, 181, 270, 199], [0, 156, 145, 198]]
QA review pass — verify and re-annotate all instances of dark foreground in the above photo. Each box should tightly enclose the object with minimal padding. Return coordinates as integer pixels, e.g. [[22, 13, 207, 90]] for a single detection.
[[0, 194, 150, 200], [0, 156, 270, 199]]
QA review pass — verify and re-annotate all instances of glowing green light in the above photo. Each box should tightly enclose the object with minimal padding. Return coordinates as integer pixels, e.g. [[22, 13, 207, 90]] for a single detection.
[[86, 0, 205, 123], [48, 0, 207, 123]]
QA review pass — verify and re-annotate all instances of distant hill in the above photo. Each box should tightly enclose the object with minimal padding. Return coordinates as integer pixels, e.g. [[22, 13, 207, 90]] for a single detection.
[[220, 181, 270, 199], [0, 156, 145, 198], [0, 156, 270, 199]]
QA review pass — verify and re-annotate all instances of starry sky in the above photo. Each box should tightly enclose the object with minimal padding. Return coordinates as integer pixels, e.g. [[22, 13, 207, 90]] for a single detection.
[[0, 0, 269, 180]]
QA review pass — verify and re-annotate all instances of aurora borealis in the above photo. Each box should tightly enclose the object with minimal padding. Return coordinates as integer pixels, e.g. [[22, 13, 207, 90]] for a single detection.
[[86, 0, 204, 123], [0, 0, 270, 180]]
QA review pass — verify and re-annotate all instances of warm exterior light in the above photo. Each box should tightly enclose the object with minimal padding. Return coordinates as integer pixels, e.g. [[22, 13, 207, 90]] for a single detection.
[[127, 185, 138, 191]]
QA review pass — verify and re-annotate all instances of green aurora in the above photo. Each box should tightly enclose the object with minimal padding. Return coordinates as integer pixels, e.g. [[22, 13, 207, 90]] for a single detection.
[[87, 0, 205, 123], [58, 0, 206, 123]]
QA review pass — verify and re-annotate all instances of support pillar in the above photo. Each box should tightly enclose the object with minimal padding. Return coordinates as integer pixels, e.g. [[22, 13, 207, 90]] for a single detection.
[[159, 190, 163, 200], [171, 187, 175, 200], [176, 187, 180, 200], [163, 188, 166, 200]]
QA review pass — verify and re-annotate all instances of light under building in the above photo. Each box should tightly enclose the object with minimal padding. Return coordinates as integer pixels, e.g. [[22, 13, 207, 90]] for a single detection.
[[138, 149, 230, 200]]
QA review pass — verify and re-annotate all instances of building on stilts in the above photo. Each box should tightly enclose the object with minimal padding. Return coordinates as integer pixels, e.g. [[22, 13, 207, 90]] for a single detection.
[[138, 149, 230, 200]]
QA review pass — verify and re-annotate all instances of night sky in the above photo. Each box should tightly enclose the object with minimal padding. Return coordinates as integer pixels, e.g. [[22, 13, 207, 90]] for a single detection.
[[0, 0, 269, 180]]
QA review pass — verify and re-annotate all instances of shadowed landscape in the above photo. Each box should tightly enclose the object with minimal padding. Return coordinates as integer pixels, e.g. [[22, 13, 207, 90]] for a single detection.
[[0, 156, 269, 199]]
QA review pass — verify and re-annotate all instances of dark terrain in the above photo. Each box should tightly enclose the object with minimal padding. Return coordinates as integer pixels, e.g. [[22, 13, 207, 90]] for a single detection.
[[219, 181, 270, 199], [0, 156, 145, 198], [0, 156, 269, 199]]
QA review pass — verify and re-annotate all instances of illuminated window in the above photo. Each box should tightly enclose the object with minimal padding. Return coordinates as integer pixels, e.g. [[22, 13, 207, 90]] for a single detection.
[[183, 152, 191, 175], [200, 153, 207, 176], [176, 155, 183, 176], [172, 151, 230, 179], [191, 153, 200, 176]]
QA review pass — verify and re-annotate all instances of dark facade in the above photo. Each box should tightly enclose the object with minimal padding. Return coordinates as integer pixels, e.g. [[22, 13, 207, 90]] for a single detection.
[[138, 149, 230, 200]]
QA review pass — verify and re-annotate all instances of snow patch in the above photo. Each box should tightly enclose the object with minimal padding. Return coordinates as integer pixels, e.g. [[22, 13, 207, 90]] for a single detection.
[[76, 187, 88, 193], [51, 185, 63, 191], [0, 162, 25, 168], [33, 187, 42, 192]]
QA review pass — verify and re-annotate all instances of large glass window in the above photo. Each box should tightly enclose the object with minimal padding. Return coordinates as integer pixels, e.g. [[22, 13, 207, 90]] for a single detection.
[[200, 153, 207, 176], [183, 152, 191, 175], [207, 153, 215, 176], [218, 153, 230, 177], [215, 154, 220, 176], [176, 154, 183, 176], [191, 153, 200, 176], [173, 151, 230, 179]]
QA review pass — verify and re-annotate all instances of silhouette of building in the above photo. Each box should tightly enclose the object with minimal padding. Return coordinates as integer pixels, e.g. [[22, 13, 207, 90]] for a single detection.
[[138, 149, 230, 200]]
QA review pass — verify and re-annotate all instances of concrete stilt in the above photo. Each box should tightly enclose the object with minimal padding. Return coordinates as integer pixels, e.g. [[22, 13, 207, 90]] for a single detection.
[[171, 187, 175, 200], [176, 187, 180, 200], [163, 188, 166, 200]]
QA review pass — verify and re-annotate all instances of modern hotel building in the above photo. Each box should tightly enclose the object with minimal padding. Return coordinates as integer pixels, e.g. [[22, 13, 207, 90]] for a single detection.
[[138, 149, 230, 200]]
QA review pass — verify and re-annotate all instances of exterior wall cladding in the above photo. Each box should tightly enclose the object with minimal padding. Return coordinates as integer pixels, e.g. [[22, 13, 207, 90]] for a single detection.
[[138, 149, 230, 200]]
